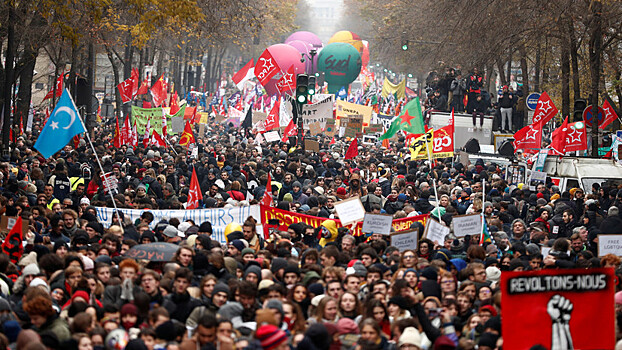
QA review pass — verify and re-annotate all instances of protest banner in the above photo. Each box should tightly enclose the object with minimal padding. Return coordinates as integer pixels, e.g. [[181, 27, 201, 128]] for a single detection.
[[302, 95, 334, 128], [361, 213, 393, 235], [391, 229, 418, 252], [260, 205, 428, 238], [365, 123, 383, 134], [253, 111, 267, 124], [501, 268, 615, 350], [131, 104, 186, 135], [452, 213, 482, 237], [344, 115, 363, 138], [336, 100, 373, 126], [334, 197, 366, 225], [95, 205, 261, 244], [425, 219, 450, 244], [598, 234, 622, 256], [199, 112, 209, 124]]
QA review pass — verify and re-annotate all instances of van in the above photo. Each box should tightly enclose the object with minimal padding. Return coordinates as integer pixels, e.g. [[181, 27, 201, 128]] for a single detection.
[[540, 156, 622, 192]]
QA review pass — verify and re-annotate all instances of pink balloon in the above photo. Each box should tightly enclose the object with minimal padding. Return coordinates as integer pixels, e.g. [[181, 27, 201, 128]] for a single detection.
[[287, 40, 318, 75], [285, 31, 323, 49], [260, 44, 305, 96]]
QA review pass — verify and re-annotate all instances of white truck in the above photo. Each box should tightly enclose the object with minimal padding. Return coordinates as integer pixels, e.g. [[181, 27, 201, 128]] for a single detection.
[[540, 156, 622, 193], [428, 111, 494, 151]]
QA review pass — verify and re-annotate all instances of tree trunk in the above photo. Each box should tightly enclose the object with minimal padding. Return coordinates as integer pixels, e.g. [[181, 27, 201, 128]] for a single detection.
[[2, 6, 15, 153], [589, 0, 602, 157], [105, 45, 122, 119], [569, 19, 580, 99], [519, 45, 530, 127], [535, 40, 541, 92], [15, 46, 37, 126], [497, 59, 506, 86], [506, 49, 513, 83], [560, 24, 571, 118]]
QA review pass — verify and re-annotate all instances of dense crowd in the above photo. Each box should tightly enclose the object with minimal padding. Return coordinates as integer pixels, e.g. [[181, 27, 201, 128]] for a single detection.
[[0, 107, 622, 350]]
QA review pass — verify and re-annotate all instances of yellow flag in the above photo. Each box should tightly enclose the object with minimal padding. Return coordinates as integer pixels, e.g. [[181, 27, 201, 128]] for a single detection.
[[409, 129, 434, 160]]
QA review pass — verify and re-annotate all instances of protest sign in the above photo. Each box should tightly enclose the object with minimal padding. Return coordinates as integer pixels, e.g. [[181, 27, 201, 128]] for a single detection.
[[365, 123, 383, 134], [0, 216, 29, 235], [373, 113, 394, 131], [96, 205, 261, 244], [361, 213, 393, 235], [425, 219, 450, 244], [131, 104, 186, 135], [260, 204, 428, 238], [199, 112, 209, 124], [253, 111, 267, 124], [529, 170, 547, 191], [541, 246, 551, 257], [501, 268, 615, 350], [325, 119, 336, 137], [336, 100, 373, 126], [344, 115, 363, 138], [264, 130, 281, 142], [391, 230, 418, 252], [171, 117, 185, 134], [334, 197, 366, 225], [302, 95, 334, 128], [452, 213, 482, 237], [309, 122, 322, 136], [598, 234, 622, 256], [304, 139, 320, 152], [198, 124, 205, 138], [100, 172, 119, 194]]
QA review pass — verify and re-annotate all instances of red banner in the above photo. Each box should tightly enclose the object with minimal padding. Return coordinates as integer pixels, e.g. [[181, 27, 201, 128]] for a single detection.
[[501, 268, 615, 350], [260, 204, 428, 238]]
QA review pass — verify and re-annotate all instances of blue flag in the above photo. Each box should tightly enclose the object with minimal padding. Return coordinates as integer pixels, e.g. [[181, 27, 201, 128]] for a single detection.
[[34, 89, 86, 158], [338, 86, 347, 100]]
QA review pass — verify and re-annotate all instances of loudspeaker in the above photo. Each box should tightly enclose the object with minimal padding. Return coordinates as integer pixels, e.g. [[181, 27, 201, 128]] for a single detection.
[[75, 77, 89, 107], [498, 140, 514, 157], [463, 138, 480, 153]]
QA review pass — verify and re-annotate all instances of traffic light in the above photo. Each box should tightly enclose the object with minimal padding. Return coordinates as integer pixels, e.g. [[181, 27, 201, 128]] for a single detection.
[[573, 98, 587, 122], [308, 76, 316, 96], [401, 40, 409, 51], [296, 74, 309, 104]]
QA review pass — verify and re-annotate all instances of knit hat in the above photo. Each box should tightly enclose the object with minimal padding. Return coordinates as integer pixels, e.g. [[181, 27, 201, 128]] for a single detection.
[[479, 305, 498, 317], [155, 321, 177, 341], [283, 264, 300, 276], [302, 271, 321, 286], [258, 279, 275, 290], [485, 266, 501, 283], [178, 222, 192, 234], [485, 244, 498, 256], [22, 263, 40, 276], [266, 299, 284, 317], [120, 303, 138, 317], [241, 248, 255, 256], [255, 324, 288, 350], [213, 283, 230, 296], [271, 257, 288, 274], [162, 225, 180, 238], [308, 283, 324, 296], [336, 187, 347, 196], [244, 265, 261, 279], [198, 221, 213, 234], [29, 277, 49, 292], [398, 327, 422, 348], [0, 298, 11, 312], [2, 320, 20, 343], [388, 296, 410, 310], [420, 267, 437, 281], [478, 332, 499, 348], [80, 197, 90, 205], [336, 318, 359, 334], [230, 239, 246, 252]]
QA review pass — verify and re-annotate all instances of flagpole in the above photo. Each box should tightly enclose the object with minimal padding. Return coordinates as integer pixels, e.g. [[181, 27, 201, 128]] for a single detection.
[[424, 130, 440, 216], [164, 137, 179, 156], [79, 113, 119, 215], [481, 177, 486, 238]]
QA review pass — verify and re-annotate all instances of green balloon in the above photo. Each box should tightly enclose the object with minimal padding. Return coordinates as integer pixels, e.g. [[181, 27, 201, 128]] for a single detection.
[[317, 42, 362, 94]]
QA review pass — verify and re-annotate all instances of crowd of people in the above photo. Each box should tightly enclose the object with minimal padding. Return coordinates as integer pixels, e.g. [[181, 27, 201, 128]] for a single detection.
[[0, 96, 621, 350], [424, 67, 522, 132]]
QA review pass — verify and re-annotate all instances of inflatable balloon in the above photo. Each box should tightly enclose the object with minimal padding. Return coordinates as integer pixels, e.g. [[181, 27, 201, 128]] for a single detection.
[[254, 44, 305, 96], [328, 31, 364, 54], [287, 40, 318, 75], [285, 31, 323, 49], [317, 42, 362, 94]]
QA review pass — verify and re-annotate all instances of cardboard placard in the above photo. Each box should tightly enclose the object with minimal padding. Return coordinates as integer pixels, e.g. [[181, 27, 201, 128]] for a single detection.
[[100, 172, 119, 194], [264, 130, 281, 143], [198, 124, 205, 138], [365, 123, 383, 134], [214, 114, 226, 123], [597, 234, 622, 257], [304, 139, 320, 153], [333, 196, 366, 226], [452, 213, 482, 237], [344, 115, 363, 138], [459, 151, 470, 168], [501, 268, 615, 350], [171, 116, 185, 134], [199, 112, 210, 124], [0, 216, 29, 235], [325, 119, 336, 137], [391, 229, 418, 252], [309, 122, 323, 136], [425, 218, 450, 244], [529, 170, 547, 191], [252, 111, 267, 124], [361, 213, 393, 235]]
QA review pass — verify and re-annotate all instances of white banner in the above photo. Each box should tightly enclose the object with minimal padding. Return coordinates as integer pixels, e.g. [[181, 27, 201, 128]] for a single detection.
[[302, 95, 334, 128], [95, 205, 262, 244]]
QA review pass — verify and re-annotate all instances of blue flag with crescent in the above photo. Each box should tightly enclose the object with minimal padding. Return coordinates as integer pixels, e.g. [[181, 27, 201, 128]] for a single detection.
[[34, 89, 86, 158]]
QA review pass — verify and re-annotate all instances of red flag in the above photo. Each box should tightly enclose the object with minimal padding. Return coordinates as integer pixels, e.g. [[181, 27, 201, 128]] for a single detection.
[[254, 50, 279, 86], [187, 166, 203, 209], [2, 216, 23, 264], [261, 173, 273, 207], [550, 116, 569, 154], [151, 75, 168, 107], [151, 130, 166, 147], [161, 108, 168, 137], [179, 120, 195, 146], [345, 138, 359, 159], [43, 73, 63, 101], [513, 122, 542, 150], [531, 91, 558, 125], [263, 99, 280, 131], [19, 114, 24, 135], [121, 116, 131, 145], [43, 108, 50, 127], [143, 118, 151, 148], [601, 99, 619, 129], [282, 120, 297, 142], [232, 59, 255, 90], [131, 68, 139, 97], [73, 135, 80, 149], [113, 115, 121, 148], [117, 77, 134, 103], [137, 78, 150, 95], [329, 137, 335, 145], [276, 65, 296, 94], [170, 91, 180, 115], [565, 121, 588, 152], [131, 121, 138, 148]]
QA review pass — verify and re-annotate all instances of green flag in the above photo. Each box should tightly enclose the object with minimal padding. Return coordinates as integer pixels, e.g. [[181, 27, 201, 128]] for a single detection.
[[379, 97, 425, 140]]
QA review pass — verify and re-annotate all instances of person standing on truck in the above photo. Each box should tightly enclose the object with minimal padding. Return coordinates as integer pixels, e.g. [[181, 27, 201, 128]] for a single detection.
[[498, 86, 515, 132], [470, 94, 487, 128], [450, 73, 467, 113], [466, 67, 484, 112]]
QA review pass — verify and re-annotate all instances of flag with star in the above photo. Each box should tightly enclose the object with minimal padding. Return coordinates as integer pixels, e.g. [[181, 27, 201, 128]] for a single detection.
[[379, 97, 425, 140], [34, 89, 86, 159]]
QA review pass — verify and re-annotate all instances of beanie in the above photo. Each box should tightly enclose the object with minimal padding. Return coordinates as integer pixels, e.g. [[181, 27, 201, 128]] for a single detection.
[[230, 240, 245, 252], [336, 318, 359, 334], [213, 283, 230, 296], [155, 320, 177, 341], [266, 299, 284, 317], [478, 332, 499, 348], [283, 264, 300, 276], [22, 263, 40, 276], [120, 303, 138, 317], [398, 327, 422, 348], [241, 248, 255, 256], [255, 324, 288, 350], [271, 257, 288, 274], [244, 265, 261, 279]]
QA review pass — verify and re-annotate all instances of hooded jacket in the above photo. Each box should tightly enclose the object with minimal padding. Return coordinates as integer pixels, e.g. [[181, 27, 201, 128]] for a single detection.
[[319, 220, 339, 247]]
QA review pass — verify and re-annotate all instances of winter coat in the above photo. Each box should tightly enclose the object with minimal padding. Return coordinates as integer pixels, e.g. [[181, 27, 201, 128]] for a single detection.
[[451, 78, 467, 96]]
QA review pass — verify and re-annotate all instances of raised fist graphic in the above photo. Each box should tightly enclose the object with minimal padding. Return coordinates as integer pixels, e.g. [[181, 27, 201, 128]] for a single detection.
[[547, 295, 574, 350]]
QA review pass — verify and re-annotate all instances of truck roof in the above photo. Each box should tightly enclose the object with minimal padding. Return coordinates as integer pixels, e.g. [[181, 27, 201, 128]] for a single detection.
[[543, 156, 622, 179]]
